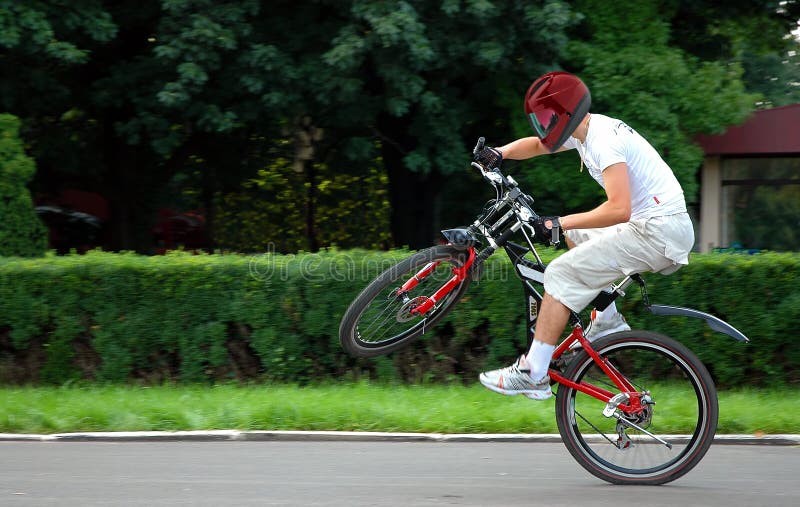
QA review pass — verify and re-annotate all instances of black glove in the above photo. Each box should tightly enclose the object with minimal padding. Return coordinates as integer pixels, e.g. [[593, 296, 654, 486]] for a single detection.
[[473, 146, 503, 171], [532, 216, 561, 245]]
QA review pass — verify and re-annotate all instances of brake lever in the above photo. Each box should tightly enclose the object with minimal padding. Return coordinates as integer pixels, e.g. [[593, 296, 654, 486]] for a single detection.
[[551, 226, 561, 247], [471, 160, 505, 186], [484, 170, 504, 185]]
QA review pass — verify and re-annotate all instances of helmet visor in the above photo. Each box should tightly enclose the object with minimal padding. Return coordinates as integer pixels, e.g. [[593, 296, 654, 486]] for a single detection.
[[528, 109, 559, 139]]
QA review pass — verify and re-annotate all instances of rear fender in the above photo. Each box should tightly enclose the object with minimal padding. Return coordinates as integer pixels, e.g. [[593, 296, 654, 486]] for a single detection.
[[648, 305, 749, 342]]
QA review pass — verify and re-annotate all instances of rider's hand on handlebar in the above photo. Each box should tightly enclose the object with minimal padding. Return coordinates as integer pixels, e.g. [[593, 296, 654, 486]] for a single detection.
[[473, 146, 503, 171], [532, 216, 561, 245]]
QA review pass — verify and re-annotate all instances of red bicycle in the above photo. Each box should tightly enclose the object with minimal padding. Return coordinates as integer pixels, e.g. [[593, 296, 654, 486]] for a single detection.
[[339, 138, 749, 485]]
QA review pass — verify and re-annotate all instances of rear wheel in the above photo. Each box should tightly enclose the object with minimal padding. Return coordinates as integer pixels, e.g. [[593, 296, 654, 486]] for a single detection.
[[339, 245, 472, 358], [555, 331, 718, 485]]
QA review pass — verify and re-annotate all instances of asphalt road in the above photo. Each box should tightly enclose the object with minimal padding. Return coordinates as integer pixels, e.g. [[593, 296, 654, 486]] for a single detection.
[[0, 441, 797, 506]]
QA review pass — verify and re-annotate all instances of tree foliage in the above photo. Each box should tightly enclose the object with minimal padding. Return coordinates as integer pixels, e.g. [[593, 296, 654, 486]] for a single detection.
[[316, 0, 580, 246], [507, 0, 760, 216], [213, 140, 392, 253], [0, 1, 797, 252], [0, 114, 48, 257], [659, 1, 800, 108]]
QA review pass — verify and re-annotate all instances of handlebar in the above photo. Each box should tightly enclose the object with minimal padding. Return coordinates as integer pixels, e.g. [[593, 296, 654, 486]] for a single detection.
[[469, 137, 561, 247], [470, 137, 512, 188]]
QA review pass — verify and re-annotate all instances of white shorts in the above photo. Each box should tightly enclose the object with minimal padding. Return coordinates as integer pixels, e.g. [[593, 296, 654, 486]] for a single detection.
[[543, 212, 694, 313]]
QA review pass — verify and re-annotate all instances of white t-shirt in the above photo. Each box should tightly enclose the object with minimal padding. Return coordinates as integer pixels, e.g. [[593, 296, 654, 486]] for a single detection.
[[561, 114, 687, 220]]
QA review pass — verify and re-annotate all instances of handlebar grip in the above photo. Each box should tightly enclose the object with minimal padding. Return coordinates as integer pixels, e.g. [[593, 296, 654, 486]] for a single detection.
[[473, 137, 485, 156]]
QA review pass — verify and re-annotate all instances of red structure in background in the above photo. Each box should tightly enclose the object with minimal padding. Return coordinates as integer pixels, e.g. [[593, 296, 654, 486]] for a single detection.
[[693, 103, 800, 252], [152, 208, 209, 254], [695, 103, 800, 155], [36, 189, 209, 254], [35, 189, 110, 254]]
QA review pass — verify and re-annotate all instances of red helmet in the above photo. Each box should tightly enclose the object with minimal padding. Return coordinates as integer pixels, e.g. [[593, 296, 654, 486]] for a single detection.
[[524, 71, 591, 152]]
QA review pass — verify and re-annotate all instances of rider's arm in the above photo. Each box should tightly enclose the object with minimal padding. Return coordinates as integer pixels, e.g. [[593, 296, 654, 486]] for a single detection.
[[559, 162, 632, 230], [496, 137, 570, 160]]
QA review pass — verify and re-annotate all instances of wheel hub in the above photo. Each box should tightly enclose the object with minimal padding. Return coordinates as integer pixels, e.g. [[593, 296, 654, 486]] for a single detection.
[[396, 296, 429, 322]]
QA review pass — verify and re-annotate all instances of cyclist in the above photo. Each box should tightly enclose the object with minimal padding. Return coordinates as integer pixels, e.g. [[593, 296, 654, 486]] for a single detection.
[[475, 71, 694, 400]]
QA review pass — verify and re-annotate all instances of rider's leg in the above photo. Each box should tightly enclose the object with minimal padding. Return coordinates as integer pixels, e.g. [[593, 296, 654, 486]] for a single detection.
[[525, 293, 570, 378], [479, 231, 617, 400], [478, 292, 568, 400], [480, 216, 693, 400], [564, 227, 628, 340]]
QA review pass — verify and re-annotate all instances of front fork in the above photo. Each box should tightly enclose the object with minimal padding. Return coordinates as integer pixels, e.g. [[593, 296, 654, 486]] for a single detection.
[[395, 247, 476, 316]]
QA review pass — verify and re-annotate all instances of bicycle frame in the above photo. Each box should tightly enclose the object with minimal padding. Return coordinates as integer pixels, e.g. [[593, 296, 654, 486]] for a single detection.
[[395, 238, 646, 413], [399, 247, 476, 316]]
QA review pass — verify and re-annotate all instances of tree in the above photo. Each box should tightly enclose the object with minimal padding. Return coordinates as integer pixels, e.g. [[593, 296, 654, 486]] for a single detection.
[[0, 114, 48, 257], [1, 1, 405, 253], [740, 43, 800, 108], [505, 0, 760, 217], [1, 1, 384, 252], [319, 0, 580, 248], [212, 137, 392, 253], [1, 1, 797, 254], [654, 1, 800, 109]]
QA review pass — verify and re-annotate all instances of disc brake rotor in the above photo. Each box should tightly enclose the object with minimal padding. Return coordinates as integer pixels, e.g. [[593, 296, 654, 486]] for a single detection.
[[396, 296, 429, 322]]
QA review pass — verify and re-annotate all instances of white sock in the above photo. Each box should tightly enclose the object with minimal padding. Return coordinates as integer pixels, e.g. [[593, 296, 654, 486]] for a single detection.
[[525, 340, 556, 382], [594, 302, 619, 322]]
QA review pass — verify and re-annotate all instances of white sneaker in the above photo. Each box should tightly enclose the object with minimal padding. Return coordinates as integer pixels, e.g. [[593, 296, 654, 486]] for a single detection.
[[585, 312, 630, 341], [479, 356, 552, 400], [569, 312, 631, 351]]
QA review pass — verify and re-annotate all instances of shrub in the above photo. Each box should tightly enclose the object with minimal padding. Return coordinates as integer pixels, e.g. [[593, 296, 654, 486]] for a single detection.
[[0, 114, 48, 257], [0, 249, 796, 387]]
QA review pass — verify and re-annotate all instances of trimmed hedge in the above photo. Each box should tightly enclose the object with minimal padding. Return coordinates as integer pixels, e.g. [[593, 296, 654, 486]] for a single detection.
[[0, 249, 797, 387]]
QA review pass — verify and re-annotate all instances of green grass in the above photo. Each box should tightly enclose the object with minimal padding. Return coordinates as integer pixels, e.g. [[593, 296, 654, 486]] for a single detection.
[[0, 383, 797, 435]]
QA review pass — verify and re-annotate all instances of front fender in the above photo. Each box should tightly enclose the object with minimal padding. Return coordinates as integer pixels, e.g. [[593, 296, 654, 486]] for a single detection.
[[441, 228, 481, 248], [648, 305, 749, 342]]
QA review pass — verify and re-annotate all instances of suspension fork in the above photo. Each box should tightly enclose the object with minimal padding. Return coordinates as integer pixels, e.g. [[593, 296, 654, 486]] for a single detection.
[[394, 247, 476, 316]]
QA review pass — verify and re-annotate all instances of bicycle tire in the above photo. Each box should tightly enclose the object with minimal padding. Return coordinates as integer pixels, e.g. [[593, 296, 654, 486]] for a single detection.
[[555, 330, 718, 485], [339, 245, 473, 358]]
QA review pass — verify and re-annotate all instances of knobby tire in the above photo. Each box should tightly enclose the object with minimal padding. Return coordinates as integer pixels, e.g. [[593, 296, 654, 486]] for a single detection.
[[339, 245, 473, 358]]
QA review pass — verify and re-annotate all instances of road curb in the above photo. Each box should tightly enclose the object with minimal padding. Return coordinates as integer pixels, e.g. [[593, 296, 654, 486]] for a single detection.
[[1, 431, 798, 445]]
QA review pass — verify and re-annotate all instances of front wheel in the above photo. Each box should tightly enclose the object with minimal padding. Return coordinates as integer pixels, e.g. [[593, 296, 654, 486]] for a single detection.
[[339, 245, 473, 358], [555, 330, 718, 485]]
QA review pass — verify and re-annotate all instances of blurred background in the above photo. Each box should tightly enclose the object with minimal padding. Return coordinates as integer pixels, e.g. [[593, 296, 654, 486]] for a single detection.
[[1, 0, 800, 394], [1, 0, 799, 257]]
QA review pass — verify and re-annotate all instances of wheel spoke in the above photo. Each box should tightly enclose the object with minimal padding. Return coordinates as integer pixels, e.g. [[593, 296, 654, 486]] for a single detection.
[[340, 246, 470, 354], [556, 333, 717, 485], [359, 297, 402, 339]]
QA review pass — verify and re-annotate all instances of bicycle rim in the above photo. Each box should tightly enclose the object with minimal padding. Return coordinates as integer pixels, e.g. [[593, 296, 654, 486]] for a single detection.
[[556, 332, 717, 485], [348, 247, 470, 353]]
